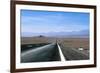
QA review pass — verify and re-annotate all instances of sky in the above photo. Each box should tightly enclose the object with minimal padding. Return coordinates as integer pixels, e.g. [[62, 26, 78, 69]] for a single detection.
[[21, 9, 90, 37]]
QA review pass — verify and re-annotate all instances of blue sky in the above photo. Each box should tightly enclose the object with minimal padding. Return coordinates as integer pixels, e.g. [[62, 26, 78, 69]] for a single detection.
[[21, 10, 90, 37]]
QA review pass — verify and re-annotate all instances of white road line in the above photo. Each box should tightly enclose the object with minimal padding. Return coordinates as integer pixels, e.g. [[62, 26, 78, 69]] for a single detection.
[[57, 43, 66, 61]]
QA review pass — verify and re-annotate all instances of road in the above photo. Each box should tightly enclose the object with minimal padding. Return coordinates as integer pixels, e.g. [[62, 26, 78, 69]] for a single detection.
[[21, 43, 61, 63], [21, 43, 89, 63]]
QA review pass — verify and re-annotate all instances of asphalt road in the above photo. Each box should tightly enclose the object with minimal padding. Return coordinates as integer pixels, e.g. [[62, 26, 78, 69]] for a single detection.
[[21, 43, 89, 63], [21, 43, 61, 63]]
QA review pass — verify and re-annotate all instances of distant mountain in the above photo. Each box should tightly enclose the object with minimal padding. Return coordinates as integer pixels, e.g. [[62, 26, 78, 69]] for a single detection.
[[22, 29, 89, 38]]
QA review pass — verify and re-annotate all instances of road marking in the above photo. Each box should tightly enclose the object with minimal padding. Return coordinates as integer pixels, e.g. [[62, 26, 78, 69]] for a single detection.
[[57, 43, 66, 61]]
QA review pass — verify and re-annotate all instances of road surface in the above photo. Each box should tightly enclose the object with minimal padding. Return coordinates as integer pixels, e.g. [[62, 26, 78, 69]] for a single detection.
[[21, 42, 89, 63], [21, 43, 61, 63]]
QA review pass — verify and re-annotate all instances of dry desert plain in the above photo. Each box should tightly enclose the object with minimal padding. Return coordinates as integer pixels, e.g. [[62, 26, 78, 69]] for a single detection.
[[21, 37, 89, 49]]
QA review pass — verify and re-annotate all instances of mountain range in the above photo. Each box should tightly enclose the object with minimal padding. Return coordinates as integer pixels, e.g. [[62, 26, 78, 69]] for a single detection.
[[22, 30, 89, 38]]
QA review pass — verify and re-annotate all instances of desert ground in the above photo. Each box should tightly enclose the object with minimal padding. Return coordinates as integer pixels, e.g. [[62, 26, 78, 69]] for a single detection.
[[21, 37, 89, 49]]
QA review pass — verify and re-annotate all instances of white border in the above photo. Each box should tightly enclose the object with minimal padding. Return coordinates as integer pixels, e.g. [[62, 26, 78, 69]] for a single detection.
[[16, 4, 94, 69]]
